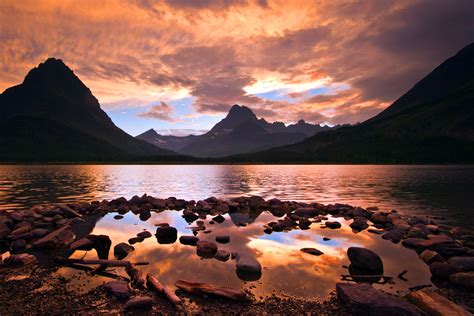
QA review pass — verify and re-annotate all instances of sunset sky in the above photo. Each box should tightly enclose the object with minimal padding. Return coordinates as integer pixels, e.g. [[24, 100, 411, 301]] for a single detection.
[[1, 0, 473, 136]]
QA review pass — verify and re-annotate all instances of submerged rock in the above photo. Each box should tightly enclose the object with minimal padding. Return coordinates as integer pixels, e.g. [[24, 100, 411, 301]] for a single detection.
[[325, 221, 342, 229], [196, 241, 218, 258], [336, 283, 418, 315], [104, 281, 131, 299], [300, 248, 324, 256], [235, 254, 262, 281], [347, 247, 384, 275], [156, 226, 177, 244]]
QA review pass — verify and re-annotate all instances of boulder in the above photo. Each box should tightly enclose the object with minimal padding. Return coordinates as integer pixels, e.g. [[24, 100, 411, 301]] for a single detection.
[[350, 217, 369, 232], [124, 296, 153, 310], [179, 235, 199, 246], [215, 236, 230, 244], [89, 234, 112, 259], [235, 254, 262, 281], [212, 215, 225, 223], [113, 215, 124, 220], [156, 226, 177, 244], [294, 207, 318, 218], [325, 221, 342, 229], [2, 253, 36, 267], [30, 228, 50, 239], [419, 250, 444, 265], [128, 236, 144, 245], [406, 288, 470, 316], [196, 241, 218, 258], [336, 283, 418, 315], [430, 262, 460, 279], [447, 256, 474, 271], [114, 243, 135, 260], [298, 218, 312, 229], [55, 203, 82, 218], [137, 231, 152, 239], [300, 248, 324, 256], [104, 281, 131, 299], [11, 239, 26, 251], [32, 226, 75, 249], [382, 229, 404, 243], [449, 272, 474, 290], [215, 249, 231, 262], [347, 247, 384, 275]]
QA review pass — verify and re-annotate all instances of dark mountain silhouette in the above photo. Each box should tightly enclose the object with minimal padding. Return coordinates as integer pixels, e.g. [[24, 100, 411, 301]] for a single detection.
[[0, 58, 176, 161], [226, 43, 474, 163], [136, 104, 334, 157]]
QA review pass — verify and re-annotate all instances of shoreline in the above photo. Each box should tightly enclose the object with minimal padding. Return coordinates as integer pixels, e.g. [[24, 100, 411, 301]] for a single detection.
[[1, 195, 473, 314]]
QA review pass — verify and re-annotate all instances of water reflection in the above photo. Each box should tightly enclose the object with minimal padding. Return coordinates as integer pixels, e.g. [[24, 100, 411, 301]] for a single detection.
[[58, 209, 432, 299], [0, 165, 473, 228]]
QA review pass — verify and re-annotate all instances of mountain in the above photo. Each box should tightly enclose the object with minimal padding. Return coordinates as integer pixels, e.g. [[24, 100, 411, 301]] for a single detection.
[[136, 104, 334, 157], [0, 58, 176, 161], [227, 43, 474, 163]]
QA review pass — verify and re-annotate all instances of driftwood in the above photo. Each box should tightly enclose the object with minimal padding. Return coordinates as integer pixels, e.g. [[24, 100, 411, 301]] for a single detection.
[[341, 274, 393, 284], [55, 257, 148, 267], [175, 280, 250, 301], [397, 270, 408, 281], [64, 263, 129, 281], [147, 274, 182, 305], [125, 264, 146, 288]]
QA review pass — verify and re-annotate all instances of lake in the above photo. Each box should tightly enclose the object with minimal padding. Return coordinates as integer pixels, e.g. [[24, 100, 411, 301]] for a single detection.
[[1, 165, 473, 299]]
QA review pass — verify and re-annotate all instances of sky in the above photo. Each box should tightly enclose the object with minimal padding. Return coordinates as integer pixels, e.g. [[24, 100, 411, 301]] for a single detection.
[[0, 0, 473, 136]]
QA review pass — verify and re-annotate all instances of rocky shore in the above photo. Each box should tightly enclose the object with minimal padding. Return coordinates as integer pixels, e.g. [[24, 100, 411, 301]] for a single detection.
[[1, 194, 473, 315]]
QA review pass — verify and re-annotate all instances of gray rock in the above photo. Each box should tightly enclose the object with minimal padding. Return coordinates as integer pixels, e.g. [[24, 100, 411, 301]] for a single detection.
[[104, 281, 131, 299], [347, 247, 384, 274], [336, 283, 419, 315], [114, 242, 135, 260], [124, 296, 153, 310], [196, 241, 218, 258]]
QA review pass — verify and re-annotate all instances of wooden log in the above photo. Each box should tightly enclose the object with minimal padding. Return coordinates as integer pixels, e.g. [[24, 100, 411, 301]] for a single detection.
[[125, 264, 146, 288], [63, 263, 129, 281], [175, 280, 250, 301], [147, 274, 182, 305], [54, 257, 148, 267]]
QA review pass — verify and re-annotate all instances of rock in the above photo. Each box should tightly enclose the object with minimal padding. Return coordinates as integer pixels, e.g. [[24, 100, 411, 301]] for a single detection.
[[406, 288, 470, 316], [447, 256, 474, 271], [139, 210, 151, 221], [123, 296, 153, 310], [0, 223, 10, 239], [298, 218, 312, 229], [249, 196, 265, 209], [11, 239, 26, 251], [382, 229, 404, 243], [212, 215, 225, 223], [300, 248, 324, 256], [183, 209, 199, 222], [419, 250, 444, 265], [263, 228, 272, 234], [417, 234, 453, 249], [325, 221, 341, 229], [347, 247, 384, 275], [235, 254, 262, 281], [368, 229, 385, 235], [32, 226, 75, 249], [137, 231, 152, 238], [10, 226, 31, 237], [294, 207, 318, 218], [30, 228, 50, 239], [430, 262, 460, 279], [70, 238, 94, 251], [156, 226, 177, 244], [215, 236, 230, 244], [336, 283, 418, 315], [196, 241, 218, 258], [402, 238, 426, 249], [323, 237, 331, 241], [179, 235, 199, 246], [114, 215, 124, 220], [350, 217, 369, 231], [2, 253, 36, 267], [89, 235, 112, 259], [128, 236, 144, 244], [104, 281, 131, 299], [56, 203, 82, 218], [114, 242, 135, 260], [371, 212, 392, 225], [215, 249, 231, 262], [449, 272, 474, 290]]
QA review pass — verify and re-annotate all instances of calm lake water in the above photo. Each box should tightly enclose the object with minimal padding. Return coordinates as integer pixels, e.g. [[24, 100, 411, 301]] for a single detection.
[[1, 165, 473, 299]]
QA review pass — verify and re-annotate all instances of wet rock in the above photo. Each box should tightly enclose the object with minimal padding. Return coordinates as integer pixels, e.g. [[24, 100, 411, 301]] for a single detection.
[[56, 203, 82, 218], [182, 209, 199, 222], [196, 241, 218, 258], [263, 228, 272, 234], [336, 283, 418, 315], [215, 235, 230, 244], [367, 228, 385, 235], [249, 196, 265, 209], [419, 250, 444, 265], [430, 262, 460, 279], [104, 281, 131, 299], [406, 288, 470, 316], [139, 210, 151, 221], [347, 247, 384, 275], [236, 254, 262, 281], [350, 217, 369, 232], [2, 253, 36, 267], [11, 239, 26, 251], [449, 272, 474, 290], [447, 256, 474, 272], [370, 212, 392, 225], [70, 237, 94, 251], [137, 231, 152, 238], [300, 248, 324, 256], [0, 223, 10, 240], [114, 242, 135, 260], [382, 229, 404, 243], [89, 234, 112, 259], [10, 226, 31, 237], [33, 226, 75, 249], [113, 215, 124, 220], [123, 296, 153, 310], [156, 226, 177, 244], [298, 218, 312, 229], [294, 207, 318, 218], [128, 236, 144, 245], [402, 238, 425, 249], [215, 249, 231, 262], [323, 237, 331, 241], [179, 235, 199, 246], [325, 221, 342, 229], [212, 214, 225, 223]]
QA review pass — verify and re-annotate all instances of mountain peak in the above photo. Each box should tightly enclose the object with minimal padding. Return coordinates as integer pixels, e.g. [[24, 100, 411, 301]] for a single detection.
[[228, 104, 256, 118], [137, 128, 158, 137]]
